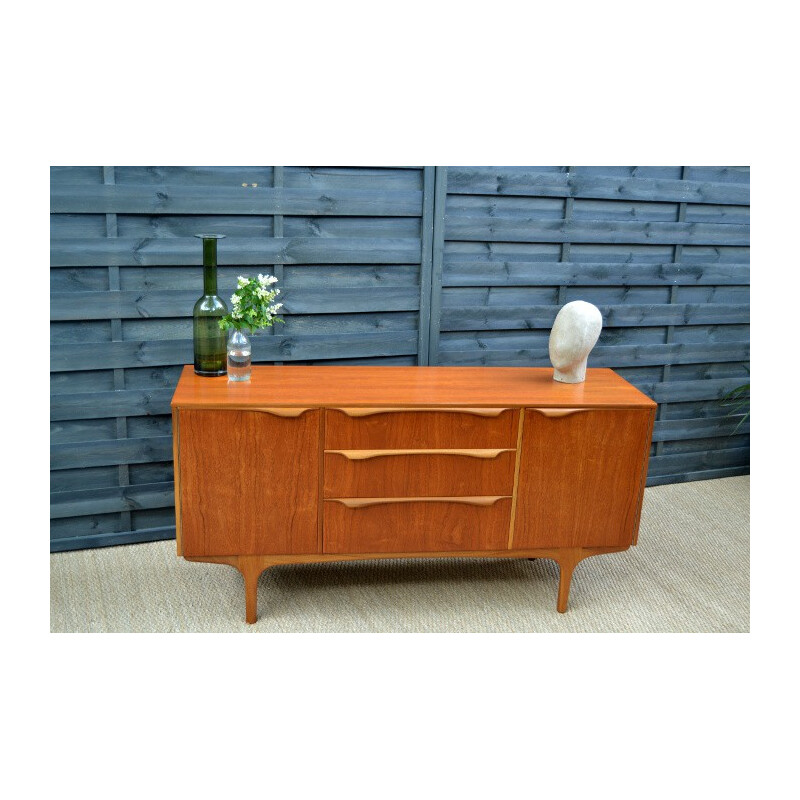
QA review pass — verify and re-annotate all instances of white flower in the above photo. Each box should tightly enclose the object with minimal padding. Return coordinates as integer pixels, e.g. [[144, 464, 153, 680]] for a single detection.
[[266, 275, 278, 285], [233, 309, 243, 319], [237, 276, 248, 288], [257, 287, 269, 299], [258, 274, 278, 286], [269, 303, 283, 313], [231, 293, 242, 306]]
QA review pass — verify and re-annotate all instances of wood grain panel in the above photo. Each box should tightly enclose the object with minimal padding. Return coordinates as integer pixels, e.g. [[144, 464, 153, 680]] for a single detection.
[[324, 449, 516, 497], [172, 409, 182, 556], [171, 366, 656, 410], [513, 408, 654, 549], [323, 496, 512, 553], [324, 408, 517, 449], [178, 409, 320, 556]]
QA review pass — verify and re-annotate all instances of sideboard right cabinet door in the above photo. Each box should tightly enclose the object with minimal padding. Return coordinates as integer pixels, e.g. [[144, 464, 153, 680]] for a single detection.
[[513, 408, 653, 549]]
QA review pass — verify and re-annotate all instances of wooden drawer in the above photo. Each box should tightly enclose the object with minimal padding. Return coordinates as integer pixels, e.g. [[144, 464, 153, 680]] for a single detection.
[[325, 407, 517, 449], [324, 449, 516, 497], [323, 496, 512, 553]]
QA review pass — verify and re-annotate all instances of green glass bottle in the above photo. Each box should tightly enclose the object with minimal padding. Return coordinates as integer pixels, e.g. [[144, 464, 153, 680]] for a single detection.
[[193, 234, 228, 376]]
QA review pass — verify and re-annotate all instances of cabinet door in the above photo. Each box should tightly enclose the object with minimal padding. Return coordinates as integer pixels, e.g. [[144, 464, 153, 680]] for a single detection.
[[513, 408, 653, 549], [178, 409, 320, 556]]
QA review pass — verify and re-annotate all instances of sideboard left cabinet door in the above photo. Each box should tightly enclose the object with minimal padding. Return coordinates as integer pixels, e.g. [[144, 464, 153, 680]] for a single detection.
[[177, 409, 320, 556], [513, 408, 653, 549]]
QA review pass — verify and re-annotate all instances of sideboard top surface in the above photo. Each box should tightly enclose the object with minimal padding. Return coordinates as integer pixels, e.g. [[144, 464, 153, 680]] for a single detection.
[[171, 366, 656, 409]]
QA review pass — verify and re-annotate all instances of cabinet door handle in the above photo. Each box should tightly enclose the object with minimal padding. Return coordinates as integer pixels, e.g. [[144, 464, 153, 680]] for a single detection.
[[327, 496, 511, 509], [332, 407, 510, 418], [248, 407, 313, 418], [530, 408, 590, 418], [326, 448, 515, 461]]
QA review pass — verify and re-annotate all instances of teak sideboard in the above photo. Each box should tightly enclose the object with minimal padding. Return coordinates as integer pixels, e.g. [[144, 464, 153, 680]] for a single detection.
[[171, 365, 656, 623]]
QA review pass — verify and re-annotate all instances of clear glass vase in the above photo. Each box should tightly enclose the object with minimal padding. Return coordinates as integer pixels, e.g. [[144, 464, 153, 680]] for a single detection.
[[227, 329, 252, 382]]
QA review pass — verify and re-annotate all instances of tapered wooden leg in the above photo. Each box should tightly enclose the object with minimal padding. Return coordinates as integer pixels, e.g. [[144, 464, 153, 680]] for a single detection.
[[184, 555, 278, 623], [183, 546, 630, 620], [243, 568, 259, 624], [556, 550, 583, 613], [237, 558, 271, 624]]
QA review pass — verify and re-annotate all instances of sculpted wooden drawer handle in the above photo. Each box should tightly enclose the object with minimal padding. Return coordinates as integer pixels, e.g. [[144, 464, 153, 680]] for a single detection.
[[530, 407, 591, 418], [332, 407, 510, 418], [326, 448, 515, 461], [248, 407, 312, 418], [328, 496, 511, 509]]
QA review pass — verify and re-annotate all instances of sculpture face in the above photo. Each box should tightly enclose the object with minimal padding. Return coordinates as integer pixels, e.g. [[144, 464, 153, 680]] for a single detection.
[[548, 301, 603, 384]]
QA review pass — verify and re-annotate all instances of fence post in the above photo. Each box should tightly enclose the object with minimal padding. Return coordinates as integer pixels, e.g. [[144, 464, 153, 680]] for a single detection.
[[418, 166, 435, 364], [427, 166, 447, 365]]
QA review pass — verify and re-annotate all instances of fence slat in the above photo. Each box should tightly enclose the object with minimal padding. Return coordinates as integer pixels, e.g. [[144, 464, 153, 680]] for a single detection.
[[437, 341, 749, 367], [50, 525, 177, 552], [50, 388, 174, 421], [443, 261, 749, 286], [51, 332, 420, 372], [50, 436, 174, 470], [445, 168, 750, 205], [652, 417, 749, 441], [50, 237, 421, 266], [632, 377, 750, 403], [647, 447, 749, 476], [646, 465, 749, 487], [440, 303, 749, 331], [50, 287, 421, 320], [51, 185, 423, 216], [444, 217, 750, 246], [51, 482, 175, 518]]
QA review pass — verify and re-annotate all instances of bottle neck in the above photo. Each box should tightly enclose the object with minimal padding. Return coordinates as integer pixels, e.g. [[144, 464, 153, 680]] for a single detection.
[[202, 238, 218, 295], [202, 263, 218, 295]]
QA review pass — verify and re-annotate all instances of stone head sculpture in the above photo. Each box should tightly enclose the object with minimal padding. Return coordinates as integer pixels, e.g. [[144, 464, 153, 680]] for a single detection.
[[548, 301, 603, 384]]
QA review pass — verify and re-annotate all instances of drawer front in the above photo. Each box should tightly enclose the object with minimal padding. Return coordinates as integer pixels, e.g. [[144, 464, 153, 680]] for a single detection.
[[324, 449, 516, 497], [325, 408, 517, 450], [323, 496, 512, 553]]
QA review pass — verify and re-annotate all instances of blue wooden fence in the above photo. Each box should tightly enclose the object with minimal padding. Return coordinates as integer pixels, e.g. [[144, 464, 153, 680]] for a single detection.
[[50, 166, 749, 551]]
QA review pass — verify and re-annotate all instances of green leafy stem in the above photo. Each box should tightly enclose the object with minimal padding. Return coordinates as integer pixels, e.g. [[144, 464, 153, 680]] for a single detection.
[[219, 274, 285, 333]]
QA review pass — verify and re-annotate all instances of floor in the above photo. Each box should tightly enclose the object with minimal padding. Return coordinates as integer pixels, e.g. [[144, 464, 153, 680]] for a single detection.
[[50, 475, 750, 633]]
